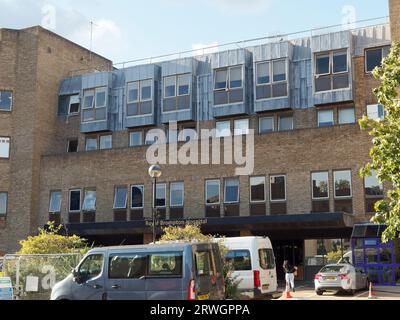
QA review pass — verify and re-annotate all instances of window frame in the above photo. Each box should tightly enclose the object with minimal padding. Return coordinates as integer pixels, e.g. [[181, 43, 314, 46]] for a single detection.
[[82, 87, 108, 123], [154, 183, 167, 208], [82, 189, 97, 213], [255, 61, 271, 86], [95, 87, 108, 109], [99, 134, 112, 150], [170, 182, 185, 208], [129, 131, 143, 147], [205, 179, 221, 206], [164, 75, 177, 99], [255, 59, 289, 101], [140, 79, 153, 102], [177, 74, 191, 97], [259, 116, 275, 134], [69, 189, 82, 213], [216, 121, 232, 138], [213, 68, 229, 91], [82, 89, 95, 110], [278, 115, 294, 131], [49, 190, 62, 213], [333, 170, 353, 199], [250, 176, 266, 203], [113, 186, 128, 210], [0, 192, 8, 216], [85, 137, 98, 152], [365, 46, 389, 74], [214, 65, 244, 91], [67, 139, 79, 153], [131, 184, 145, 210], [68, 95, 80, 115], [224, 177, 240, 204], [0, 137, 10, 159], [364, 171, 384, 199], [269, 175, 287, 202], [317, 109, 334, 127], [311, 171, 330, 200], [0, 90, 13, 112], [233, 119, 250, 136], [338, 107, 356, 125]]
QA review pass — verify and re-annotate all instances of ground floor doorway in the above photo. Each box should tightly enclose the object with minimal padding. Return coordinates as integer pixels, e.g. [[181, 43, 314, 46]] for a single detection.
[[273, 240, 304, 281]]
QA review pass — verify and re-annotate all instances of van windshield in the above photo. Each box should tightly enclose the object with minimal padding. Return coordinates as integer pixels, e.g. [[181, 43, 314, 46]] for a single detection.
[[148, 252, 183, 277], [225, 250, 252, 271], [259, 249, 275, 270]]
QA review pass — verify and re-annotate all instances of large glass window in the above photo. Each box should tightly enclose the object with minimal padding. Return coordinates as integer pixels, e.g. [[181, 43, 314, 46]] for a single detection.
[[333, 50, 348, 73], [365, 171, 384, 197], [78, 254, 104, 282], [270, 175, 286, 201], [178, 74, 191, 96], [131, 185, 144, 209], [114, 186, 128, 209], [127, 80, 153, 116], [250, 176, 266, 203], [224, 178, 240, 204], [69, 189, 81, 212], [127, 82, 139, 103], [154, 183, 166, 208], [259, 117, 274, 134], [85, 138, 97, 151], [334, 170, 352, 198], [214, 69, 228, 90], [256, 62, 270, 85], [316, 53, 330, 75], [82, 87, 107, 122], [225, 250, 251, 271], [164, 76, 177, 98], [206, 180, 220, 205], [0, 91, 12, 111], [315, 50, 349, 92], [259, 249, 276, 270], [49, 191, 62, 213], [229, 66, 243, 89], [140, 80, 152, 101], [234, 119, 249, 136], [273, 60, 286, 82], [312, 172, 329, 199], [338, 107, 355, 124], [216, 121, 231, 138], [0, 193, 8, 216], [256, 60, 288, 100], [318, 109, 334, 127], [163, 74, 191, 112], [148, 252, 183, 277], [279, 116, 293, 131], [100, 135, 112, 150], [130, 132, 143, 147], [366, 46, 390, 73], [214, 66, 244, 105], [109, 254, 146, 279], [170, 182, 184, 207], [0, 137, 10, 159], [82, 189, 96, 212], [367, 104, 385, 120]]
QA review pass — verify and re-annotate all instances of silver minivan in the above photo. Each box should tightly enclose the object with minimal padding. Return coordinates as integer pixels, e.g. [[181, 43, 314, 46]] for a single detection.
[[51, 243, 225, 300]]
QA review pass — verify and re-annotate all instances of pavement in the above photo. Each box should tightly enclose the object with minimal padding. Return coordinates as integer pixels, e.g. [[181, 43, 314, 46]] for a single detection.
[[277, 282, 400, 300]]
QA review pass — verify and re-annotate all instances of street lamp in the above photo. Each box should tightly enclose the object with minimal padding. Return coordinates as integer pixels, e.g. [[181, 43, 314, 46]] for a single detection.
[[149, 165, 162, 243]]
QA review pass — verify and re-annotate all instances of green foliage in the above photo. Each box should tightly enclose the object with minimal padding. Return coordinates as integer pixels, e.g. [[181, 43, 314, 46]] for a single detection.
[[359, 41, 400, 242], [160, 224, 240, 299], [326, 249, 343, 264], [17, 222, 89, 255]]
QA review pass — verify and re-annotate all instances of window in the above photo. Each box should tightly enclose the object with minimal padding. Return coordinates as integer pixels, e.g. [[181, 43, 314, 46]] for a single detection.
[[279, 116, 293, 131], [126, 80, 153, 117], [338, 107, 355, 124], [365, 171, 383, 197], [170, 182, 184, 207], [206, 180, 220, 205], [154, 183, 166, 208], [178, 127, 197, 142], [334, 170, 352, 198], [366, 46, 390, 73], [67, 139, 78, 153], [82, 87, 107, 122], [145, 131, 160, 145], [163, 74, 191, 112], [85, 138, 97, 151], [259, 117, 274, 134], [270, 175, 286, 201], [164, 76, 176, 98], [225, 250, 251, 271], [178, 74, 191, 96], [0, 91, 12, 112], [250, 176, 266, 203], [0, 193, 7, 216], [69, 189, 81, 212], [49, 191, 62, 213], [100, 135, 112, 150], [216, 121, 231, 138], [82, 189, 96, 212], [224, 178, 240, 204], [312, 172, 329, 199], [68, 95, 80, 115], [114, 186, 128, 209], [259, 249, 276, 270], [148, 252, 183, 277], [130, 132, 143, 147], [214, 66, 244, 105], [78, 254, 104, 282], [367, 104, 385, 120], [131, 185, 144, 209], [195, 251, 213, 276], [234, 119, 249, 136], [0, 137, 10, 158], [315, 50, 349, 92], [256, 60, 288, 100], [109, 254, 146, 279], [318, 109, 334, 127]]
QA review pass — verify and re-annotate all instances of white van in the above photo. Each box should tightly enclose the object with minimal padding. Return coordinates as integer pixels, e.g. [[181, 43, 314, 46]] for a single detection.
[[218, 237, 279, 299]]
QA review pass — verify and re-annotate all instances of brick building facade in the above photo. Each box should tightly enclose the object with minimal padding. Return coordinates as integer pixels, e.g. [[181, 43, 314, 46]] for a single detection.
[[1, 1, 399, 280]]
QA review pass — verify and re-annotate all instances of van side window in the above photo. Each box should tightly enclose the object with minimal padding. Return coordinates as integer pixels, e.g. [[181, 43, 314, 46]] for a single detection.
[[225, 250, 252, 271], [259, 249, 276, 270], [196, 251, 214, 276], [109, 254, 146, 279], [148, 252, 183, 277], [78, 254, 104, 281]]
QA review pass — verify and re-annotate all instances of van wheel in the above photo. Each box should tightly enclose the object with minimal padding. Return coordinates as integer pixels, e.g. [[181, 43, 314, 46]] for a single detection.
[[316, 290, 323, 296]]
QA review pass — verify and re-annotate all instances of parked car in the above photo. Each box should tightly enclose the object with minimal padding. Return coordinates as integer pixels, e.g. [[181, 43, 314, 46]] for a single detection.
[[314, 264, 369, 295], [218, 237, 279, 299], [51, 242, 225, 300]]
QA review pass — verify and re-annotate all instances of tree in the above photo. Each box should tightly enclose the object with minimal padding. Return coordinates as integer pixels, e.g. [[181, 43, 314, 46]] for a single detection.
[[159, 224, 240, 299], [359, 41, 400, 242], [18, 222, 89, 255]]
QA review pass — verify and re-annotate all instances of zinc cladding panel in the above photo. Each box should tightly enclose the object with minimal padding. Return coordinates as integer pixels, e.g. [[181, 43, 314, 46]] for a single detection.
[[82, 72, 111, 90], [353, 24, 391, 56], [161, 58, 195, 77], [311, 30, 351, 52], [59, 76, 82, 95]]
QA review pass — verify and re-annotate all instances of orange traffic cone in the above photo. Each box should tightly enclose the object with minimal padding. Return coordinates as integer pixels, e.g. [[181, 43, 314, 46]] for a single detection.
[[284, 282, 293, 299], [368, 282, 377, 299]]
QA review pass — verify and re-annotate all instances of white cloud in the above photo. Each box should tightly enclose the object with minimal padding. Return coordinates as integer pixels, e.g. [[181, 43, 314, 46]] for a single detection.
[[208, 0, 273, 15], [192, 42, 219, 56]]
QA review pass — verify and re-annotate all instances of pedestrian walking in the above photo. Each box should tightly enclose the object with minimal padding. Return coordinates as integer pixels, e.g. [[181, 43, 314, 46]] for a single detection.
[[283, 260, 297, 292]]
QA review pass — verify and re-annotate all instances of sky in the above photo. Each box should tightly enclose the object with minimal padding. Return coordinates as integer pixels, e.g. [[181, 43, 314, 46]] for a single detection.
[[0, 0, 389, 65]]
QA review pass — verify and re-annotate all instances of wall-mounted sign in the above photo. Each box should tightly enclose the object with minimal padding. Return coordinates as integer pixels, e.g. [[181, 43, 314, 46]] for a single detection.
[[145, 219, 208, 228]]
